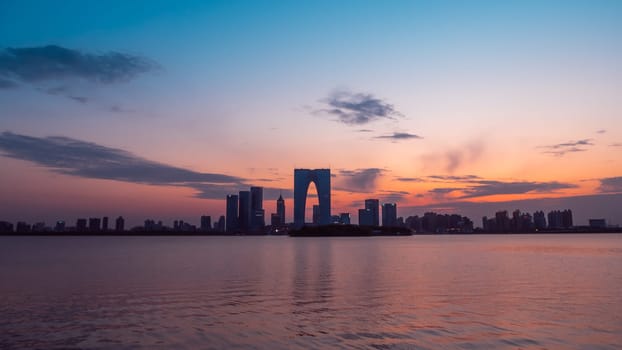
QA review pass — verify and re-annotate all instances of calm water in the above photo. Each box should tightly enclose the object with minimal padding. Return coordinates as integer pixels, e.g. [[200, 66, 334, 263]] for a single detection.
[[1, 235, 621, 349]]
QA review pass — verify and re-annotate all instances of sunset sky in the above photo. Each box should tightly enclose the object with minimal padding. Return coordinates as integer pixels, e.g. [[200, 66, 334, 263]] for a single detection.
[[1, 0, 621, 227]]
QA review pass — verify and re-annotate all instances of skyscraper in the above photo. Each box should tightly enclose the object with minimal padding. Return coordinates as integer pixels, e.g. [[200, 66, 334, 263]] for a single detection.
[[226, 194, 239, 233], [382, 203, 397, 227], [276, 194, 285, 225], [115, 216, 124, 232], [238, 191, 251, 231], [365, 199, 380, 227], [102, 216, 109, 231], [250, 186, 265, 229], [200, 215, 212, 231], [359, 209, 374, 226]]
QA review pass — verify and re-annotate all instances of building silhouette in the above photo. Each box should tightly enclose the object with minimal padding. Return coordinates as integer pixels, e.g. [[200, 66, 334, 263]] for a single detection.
[[294, 169, 331, 227], [115, 216, 125, 232], [533, 211, 546, 230], [226, 194, 239, 232], [382, 203, 397, 227], [200, 215, 212, 231], [359, 208, 374, 226], [365, 199, 380, 227], [276, 194, 285, 225], [250, 186, 265, 229], [216, 215, 226, 232], [339, 213, 351, 225], [76, 218, 87, 232]]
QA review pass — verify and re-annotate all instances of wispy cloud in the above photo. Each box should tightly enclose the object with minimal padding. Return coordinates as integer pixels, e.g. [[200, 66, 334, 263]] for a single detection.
[[395, 177, 425, 182], [374, 132, 422, 141], [335, 168, 384, 193], [609, 143, 622, 147], [0, 131, 245, 199], [428, 175, 481, 182], [460, 180, 577, 198], [0, 78, 18, 89], [421, 140, 485, 173], [316, 90, 403, 125], [540, 139, 594, 156], [428, 180, 576, 199], [596, 129, 607, 134], [598, 177, 622, 193], [0, 45, 158, 85]]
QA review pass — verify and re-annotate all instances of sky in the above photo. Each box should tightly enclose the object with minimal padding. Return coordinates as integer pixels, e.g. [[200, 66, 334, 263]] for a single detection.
[[1, 0, 621, 227]]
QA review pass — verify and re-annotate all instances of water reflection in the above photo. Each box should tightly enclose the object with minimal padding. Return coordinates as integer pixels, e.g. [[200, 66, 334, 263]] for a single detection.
[[0, 235, 621, 349]]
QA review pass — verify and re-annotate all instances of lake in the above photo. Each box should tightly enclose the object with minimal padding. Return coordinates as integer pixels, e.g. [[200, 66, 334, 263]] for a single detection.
[[1, 234, 621, 349]]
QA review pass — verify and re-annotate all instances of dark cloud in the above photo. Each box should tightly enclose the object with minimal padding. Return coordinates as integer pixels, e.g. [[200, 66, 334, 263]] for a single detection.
[[0, 78, 18, 89], [429, 188, 462, 195], [428, 175, 481, 182], [68, 96, 88, 104], [395, 177, 424, 182], [0, 132, 243, 194], [335, 168, 384, 193], [426, 180, 576, 199], [460, 181, 577, 198], [317, 90, 403, 125], [357, 129, 374, 133], [109, 105, 134, 113], [540, 139, 594, 156], [374, 132, 422, 141], [378, 190, 410, 203], [598, 177, 622, 193], [0, 45, 158, 85]]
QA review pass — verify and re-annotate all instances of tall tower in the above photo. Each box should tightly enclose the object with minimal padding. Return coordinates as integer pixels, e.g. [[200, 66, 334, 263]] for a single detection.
[[365, 199, 380, 227], [294, 169, 331, 228], [250, 186, 265, 229], [276, 194, 285, 225], [226, 194, 239, 232]]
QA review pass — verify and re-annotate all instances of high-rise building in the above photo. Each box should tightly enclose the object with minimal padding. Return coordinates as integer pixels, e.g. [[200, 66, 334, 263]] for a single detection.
[[495, 210, 510, 232], [533, 211, 546, 230], [339, 213, 351, 225], [54, 221, 65, 232], [276, 194, 285, 225], [238, 191, 251, 231], [547, 210, 572, 229], [365, 199, 380, 227], [102, 217, 109, 231], [250, 186, 265, 229], [216, 215, 226, 232], [201, 215, 212, 231], [382, 203, 397, 227], [88, 218, 101, 231], [226, 194, 239, 233], [359, 209, 374, 226], [115, 216, 125, 232]]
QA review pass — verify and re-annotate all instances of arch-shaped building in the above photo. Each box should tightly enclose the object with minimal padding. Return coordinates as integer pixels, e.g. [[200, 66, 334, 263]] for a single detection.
[[294, 169, 331, 228]]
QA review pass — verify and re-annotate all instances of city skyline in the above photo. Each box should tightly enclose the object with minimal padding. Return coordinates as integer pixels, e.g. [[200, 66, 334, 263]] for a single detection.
[[1, 1, 621, 227]]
